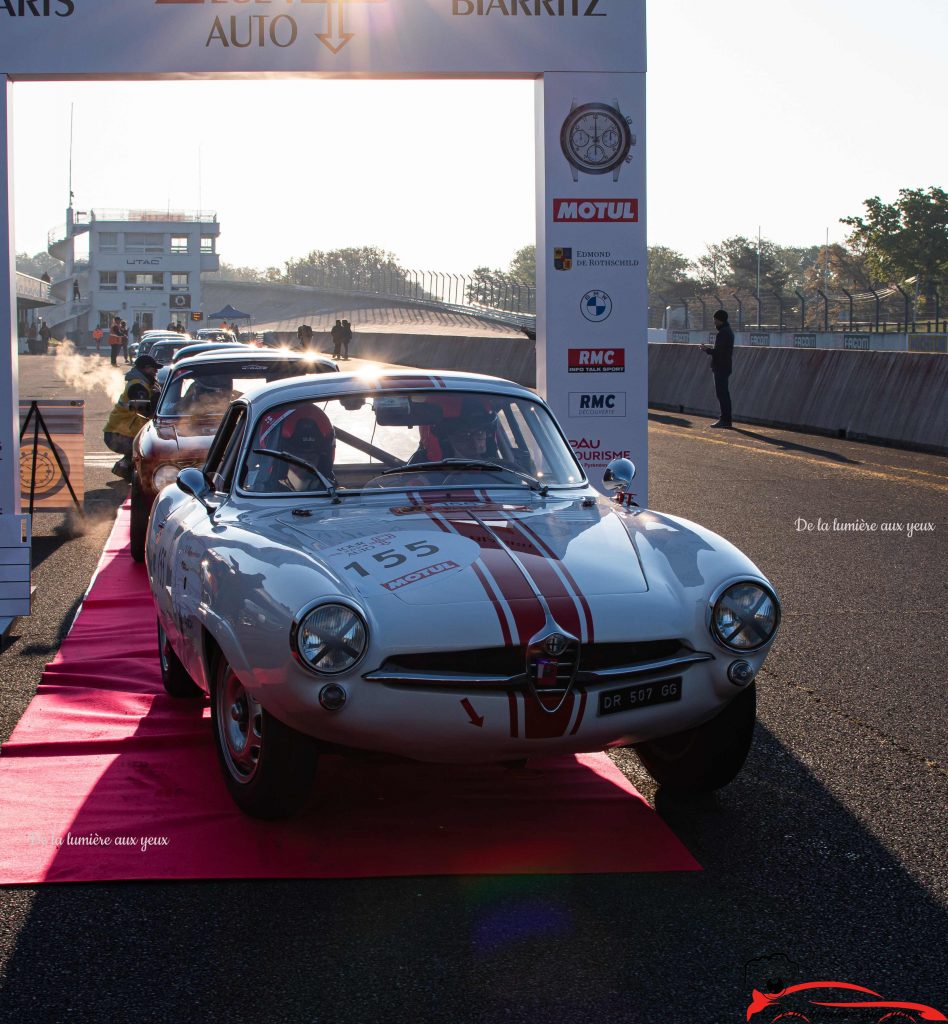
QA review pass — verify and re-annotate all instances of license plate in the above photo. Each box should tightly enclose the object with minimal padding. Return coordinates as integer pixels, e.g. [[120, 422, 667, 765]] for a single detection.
[[597, 677, 683, 716]]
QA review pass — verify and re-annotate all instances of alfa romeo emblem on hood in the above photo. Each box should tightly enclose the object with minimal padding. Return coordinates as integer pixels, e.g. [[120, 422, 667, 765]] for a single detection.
[[542, 633, 569, 657]]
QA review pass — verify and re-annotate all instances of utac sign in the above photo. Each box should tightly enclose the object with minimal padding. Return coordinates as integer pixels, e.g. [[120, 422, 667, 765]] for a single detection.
[[0, 0, 648, 623]]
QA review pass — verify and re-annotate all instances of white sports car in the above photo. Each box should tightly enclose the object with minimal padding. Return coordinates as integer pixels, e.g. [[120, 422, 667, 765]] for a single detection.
[[146, 369, 780, 818]]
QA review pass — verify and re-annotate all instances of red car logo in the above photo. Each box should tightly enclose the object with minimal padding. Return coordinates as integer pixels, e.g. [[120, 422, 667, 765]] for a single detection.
[[746, 981, 946, 1022]]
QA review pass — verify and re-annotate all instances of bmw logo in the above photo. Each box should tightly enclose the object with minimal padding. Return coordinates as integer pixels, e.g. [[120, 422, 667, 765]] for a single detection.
[[581, 289, 612, 322], [542, 633, 569, 657]]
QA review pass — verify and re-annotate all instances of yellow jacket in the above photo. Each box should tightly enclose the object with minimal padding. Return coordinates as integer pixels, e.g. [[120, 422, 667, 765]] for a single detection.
[[104, 369, 158, 439]]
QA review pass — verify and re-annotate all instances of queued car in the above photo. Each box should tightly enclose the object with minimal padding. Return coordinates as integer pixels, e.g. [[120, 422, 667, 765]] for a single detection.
[[194, 328, 239, 343], [146, 369, 782, 819], [130, 348, 338, 561], [146, 337, 202, 367], [131, 330, 191, 361], [156, 342, 257, 389]]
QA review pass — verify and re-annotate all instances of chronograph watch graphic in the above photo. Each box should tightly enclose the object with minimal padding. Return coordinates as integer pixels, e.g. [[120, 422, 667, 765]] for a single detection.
[[560, 99, 636, 182]]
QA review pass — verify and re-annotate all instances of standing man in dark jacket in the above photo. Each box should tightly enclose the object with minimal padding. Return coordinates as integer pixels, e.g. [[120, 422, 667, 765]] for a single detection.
[[702, 309, 735, 428]]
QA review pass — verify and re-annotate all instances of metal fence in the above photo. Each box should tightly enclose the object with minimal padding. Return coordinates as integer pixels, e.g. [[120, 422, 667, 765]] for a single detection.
[[282, 266, 536, 317], [650, 286, 946, 335]]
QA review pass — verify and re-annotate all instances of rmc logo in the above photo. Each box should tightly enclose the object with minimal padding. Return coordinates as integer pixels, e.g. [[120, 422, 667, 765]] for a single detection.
[[568, 348, 625, 373], [569, 392, 626, 416]]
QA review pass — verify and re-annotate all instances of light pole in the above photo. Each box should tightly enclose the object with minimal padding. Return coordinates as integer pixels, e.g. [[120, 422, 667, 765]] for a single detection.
[[756, 225, 761, 328]]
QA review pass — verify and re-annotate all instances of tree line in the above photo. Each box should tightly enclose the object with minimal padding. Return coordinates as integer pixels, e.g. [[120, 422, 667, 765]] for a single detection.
[[17, 187, 945, 319]]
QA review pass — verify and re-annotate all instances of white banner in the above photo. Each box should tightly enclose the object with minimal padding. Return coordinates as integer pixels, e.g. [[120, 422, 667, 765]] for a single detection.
[[0, 0, 645, 76], [537, 71, 647, 497]]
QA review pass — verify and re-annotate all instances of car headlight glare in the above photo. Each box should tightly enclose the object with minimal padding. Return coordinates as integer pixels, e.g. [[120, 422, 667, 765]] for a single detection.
[[153, 464, 184, 491], [294, 603, 367, 675], [710, 581, 780, 652]]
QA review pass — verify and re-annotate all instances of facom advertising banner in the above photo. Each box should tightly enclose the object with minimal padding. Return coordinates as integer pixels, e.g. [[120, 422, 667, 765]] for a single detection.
[[538, 71, 647, 496]]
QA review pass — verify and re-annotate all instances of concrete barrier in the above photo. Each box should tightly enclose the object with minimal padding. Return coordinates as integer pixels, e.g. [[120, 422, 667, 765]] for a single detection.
[[269, 328, 947, 454], [648, 343, 948, 454], [271, 330, 538, 387]]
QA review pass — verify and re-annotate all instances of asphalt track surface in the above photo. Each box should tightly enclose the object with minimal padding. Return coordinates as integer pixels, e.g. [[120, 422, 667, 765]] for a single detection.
[[1, 353, 946, 1023]]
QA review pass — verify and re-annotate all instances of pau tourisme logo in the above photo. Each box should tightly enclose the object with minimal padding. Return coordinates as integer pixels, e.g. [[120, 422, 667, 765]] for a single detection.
[[742, 954, 946, 1023]]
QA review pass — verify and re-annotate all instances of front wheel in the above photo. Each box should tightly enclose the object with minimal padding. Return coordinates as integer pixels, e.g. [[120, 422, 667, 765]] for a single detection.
[[211, 655, 318, 819], [633, 683, 757, 795], [129, 476, 150, 563], [158, 619, 202, 698]]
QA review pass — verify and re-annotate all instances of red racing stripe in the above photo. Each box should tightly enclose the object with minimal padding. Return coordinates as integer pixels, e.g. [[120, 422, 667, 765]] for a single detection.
[[513, 517, 595, 644]]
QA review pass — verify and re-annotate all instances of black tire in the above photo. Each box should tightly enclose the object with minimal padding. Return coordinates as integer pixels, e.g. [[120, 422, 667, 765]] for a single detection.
[[633, 683, 757, 795], [158, 618, 202, 698], [129, 476, 150, 563], [210, 654, 318, 819]]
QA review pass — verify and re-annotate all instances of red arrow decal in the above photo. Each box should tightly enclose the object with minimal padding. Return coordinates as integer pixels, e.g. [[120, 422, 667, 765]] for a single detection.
[[460, 698, 484, 728]]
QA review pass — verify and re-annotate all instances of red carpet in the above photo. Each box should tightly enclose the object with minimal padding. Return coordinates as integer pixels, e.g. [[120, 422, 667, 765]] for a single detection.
[[0, 504, 700, 884]]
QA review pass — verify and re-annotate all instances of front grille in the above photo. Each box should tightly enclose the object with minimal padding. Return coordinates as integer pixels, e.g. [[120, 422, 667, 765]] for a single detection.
[[364, 639, 708, 688]]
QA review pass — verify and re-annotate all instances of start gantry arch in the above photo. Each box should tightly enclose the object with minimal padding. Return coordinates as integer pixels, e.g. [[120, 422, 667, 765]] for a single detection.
[[0, 0, 647, 622]]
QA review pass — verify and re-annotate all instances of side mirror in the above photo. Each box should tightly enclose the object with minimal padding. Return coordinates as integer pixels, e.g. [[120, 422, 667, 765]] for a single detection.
[[603, 458, 636, 492], [176, 467, 214, 511], [128, 399, 152, 416]]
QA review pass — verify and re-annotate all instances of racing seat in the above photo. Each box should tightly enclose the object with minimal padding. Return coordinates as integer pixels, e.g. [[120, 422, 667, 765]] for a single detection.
[[255, 404, 336, 490]]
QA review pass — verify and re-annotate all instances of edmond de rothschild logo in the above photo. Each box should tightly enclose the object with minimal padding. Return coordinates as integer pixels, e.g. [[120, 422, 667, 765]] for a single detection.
[[155, 0, 387, 53]]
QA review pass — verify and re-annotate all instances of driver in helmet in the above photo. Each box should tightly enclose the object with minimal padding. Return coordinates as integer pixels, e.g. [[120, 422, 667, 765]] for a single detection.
[[253, 404, 335, 491]]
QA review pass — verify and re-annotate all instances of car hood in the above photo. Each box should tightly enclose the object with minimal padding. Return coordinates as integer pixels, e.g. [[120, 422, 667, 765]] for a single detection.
[[271, 494, 650, 609]]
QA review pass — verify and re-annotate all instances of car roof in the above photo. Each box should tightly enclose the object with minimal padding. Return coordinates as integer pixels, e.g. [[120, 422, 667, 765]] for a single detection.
[[171, 342, 255, 362], [170, 348, 337, 373], [238, 368, 533, 409]]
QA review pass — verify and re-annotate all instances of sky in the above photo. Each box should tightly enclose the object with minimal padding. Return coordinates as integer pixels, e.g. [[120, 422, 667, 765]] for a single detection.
[[10, 0, 948, 277]]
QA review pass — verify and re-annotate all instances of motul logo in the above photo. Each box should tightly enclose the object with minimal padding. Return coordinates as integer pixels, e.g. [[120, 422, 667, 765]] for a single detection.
[[568, 349, 625, 373], [553, 199, 638, 223]]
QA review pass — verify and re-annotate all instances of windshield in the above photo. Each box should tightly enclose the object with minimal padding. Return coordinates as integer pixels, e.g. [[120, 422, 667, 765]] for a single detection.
[[238, 390, 584, 495]]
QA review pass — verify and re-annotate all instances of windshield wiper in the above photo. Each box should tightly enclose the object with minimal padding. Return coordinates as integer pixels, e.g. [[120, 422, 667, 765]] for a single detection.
[[252, 448, 340, 502], [381, 459, 548, 496]]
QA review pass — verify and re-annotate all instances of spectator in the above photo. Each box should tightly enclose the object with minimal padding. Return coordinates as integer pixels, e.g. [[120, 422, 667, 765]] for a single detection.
[[340, 319, 353, 360], [330, 319, 344, 359], [109, 316, 123, 366], [701, 309, 735, 428], [72, 279, 81, 301]]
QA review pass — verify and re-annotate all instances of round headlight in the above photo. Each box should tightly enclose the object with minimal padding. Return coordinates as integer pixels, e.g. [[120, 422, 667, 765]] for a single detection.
[[710, 581, 780, 652], [153, 464, 183, 491], [293, 602, 367, 675]]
